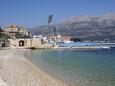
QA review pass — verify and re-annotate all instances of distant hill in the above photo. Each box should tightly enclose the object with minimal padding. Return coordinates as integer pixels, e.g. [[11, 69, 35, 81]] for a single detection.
[[29, 13, 115, 42]]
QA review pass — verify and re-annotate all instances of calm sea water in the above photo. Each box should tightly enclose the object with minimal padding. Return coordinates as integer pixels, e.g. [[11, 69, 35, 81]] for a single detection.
[[28, 48, 115, 86]]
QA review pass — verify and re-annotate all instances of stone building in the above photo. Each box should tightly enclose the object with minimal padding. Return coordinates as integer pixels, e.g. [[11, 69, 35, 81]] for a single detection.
[[0, 25, 52, 48], [3, 25, 31, 38], [9, 38, 53, 48], [9, 39, 31, 47]]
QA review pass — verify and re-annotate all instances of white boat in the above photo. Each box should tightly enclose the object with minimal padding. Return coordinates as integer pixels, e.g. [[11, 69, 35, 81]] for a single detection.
[[98, 46, 110, 49]]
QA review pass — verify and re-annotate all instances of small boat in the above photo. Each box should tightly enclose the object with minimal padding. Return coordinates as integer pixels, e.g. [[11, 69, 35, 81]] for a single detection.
[[98, 46, 110, 49]]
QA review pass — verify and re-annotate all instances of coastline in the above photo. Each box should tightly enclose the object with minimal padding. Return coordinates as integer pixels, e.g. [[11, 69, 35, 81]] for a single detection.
[[0, 48, 68, 86]]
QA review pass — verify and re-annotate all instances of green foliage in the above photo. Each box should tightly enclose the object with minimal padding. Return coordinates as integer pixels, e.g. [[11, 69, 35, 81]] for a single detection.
[[70, 37, 81, 42], [0, 33, 11, 39], [15, 33, 31, 38]]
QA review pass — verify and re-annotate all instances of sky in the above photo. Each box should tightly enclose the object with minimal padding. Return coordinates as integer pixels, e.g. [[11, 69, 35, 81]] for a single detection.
[[0, 0, 115, 28]]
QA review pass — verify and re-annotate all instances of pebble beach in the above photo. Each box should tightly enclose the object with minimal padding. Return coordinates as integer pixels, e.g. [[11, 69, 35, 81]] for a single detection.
[[0, 48, 68, 86]]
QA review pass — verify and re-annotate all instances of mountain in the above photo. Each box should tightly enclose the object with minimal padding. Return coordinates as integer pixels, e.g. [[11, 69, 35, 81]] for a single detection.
[[29, 13, 115, 42]]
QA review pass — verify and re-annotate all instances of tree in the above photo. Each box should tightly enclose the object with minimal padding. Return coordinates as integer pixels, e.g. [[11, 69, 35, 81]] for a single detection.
[[70, 37, 82, 42]]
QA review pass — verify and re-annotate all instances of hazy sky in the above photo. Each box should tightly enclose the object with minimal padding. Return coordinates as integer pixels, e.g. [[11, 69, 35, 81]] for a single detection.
[[0, 0, 115, 27]]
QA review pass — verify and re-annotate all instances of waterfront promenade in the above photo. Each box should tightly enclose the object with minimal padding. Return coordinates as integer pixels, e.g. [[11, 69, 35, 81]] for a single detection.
[[0, 48, 68, 86]]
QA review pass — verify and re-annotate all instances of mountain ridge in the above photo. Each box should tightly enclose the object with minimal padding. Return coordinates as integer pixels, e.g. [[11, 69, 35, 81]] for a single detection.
[[29, 13, 115, 42]]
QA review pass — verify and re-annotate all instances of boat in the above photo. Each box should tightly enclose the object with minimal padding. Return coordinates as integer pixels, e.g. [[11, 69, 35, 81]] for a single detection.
[[98, 46, 110, 49]]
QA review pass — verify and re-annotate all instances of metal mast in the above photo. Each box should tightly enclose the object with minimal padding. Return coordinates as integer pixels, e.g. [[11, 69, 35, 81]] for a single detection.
[[48, 15, 53, 38]]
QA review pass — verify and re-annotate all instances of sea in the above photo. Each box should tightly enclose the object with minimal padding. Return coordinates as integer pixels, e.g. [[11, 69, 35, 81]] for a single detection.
[[27, 48, 115, 86]]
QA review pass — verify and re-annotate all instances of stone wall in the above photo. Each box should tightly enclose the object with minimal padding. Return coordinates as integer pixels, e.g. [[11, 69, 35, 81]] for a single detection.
[[8, 38, 53, 48], [9, 39, 19, 47]]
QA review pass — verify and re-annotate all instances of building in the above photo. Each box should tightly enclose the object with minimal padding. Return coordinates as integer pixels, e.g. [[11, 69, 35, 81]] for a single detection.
[[9, 38, 53, 48], [3, 25, 31, 38], [50, 35, 72, 42], [0, 25, 53, 48]]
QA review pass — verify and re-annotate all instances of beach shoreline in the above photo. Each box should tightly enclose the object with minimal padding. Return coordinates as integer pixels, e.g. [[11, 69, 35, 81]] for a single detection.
[[0, 48, 68, 86]]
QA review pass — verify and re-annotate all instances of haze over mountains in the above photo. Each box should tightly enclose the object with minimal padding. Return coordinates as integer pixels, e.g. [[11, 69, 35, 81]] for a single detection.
[[29, 13, 115, 42]]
